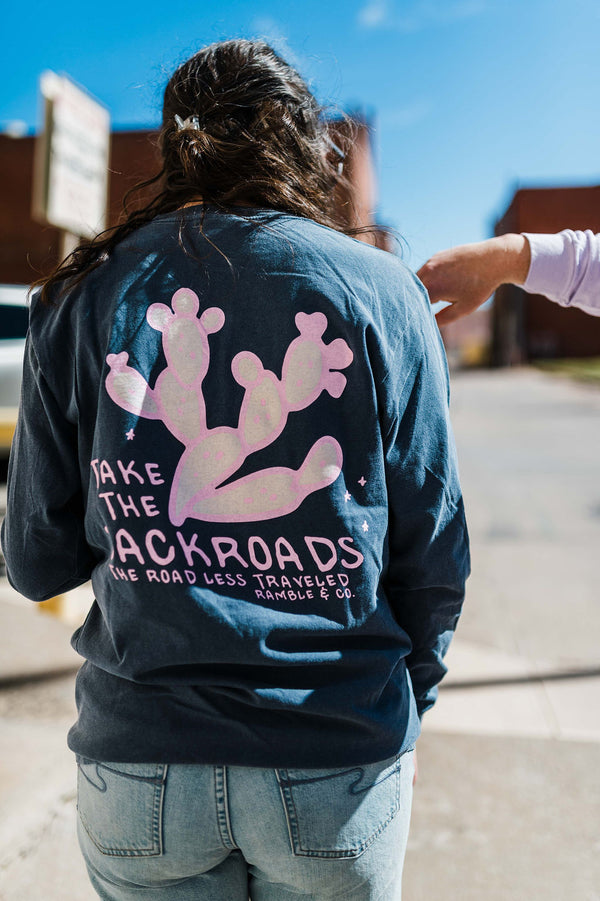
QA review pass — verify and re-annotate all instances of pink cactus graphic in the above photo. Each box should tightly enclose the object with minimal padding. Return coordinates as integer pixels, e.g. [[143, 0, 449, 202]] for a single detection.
[[105, 288, 353, 525]]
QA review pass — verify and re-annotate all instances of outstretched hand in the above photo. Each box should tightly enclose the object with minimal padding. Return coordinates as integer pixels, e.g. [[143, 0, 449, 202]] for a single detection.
[[417, 234, 531, 326]]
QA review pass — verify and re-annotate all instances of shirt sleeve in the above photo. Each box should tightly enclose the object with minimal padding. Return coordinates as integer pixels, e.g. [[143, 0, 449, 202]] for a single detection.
[[522, 230, 600, 316], [382, 279, 470, 719], [1, 332, 96, 601]]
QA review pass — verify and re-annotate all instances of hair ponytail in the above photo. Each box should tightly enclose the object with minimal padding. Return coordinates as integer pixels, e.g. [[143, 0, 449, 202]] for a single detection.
[[33, 39, 367, 305]]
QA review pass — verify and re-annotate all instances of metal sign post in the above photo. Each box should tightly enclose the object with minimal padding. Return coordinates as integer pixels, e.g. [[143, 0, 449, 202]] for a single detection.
[[30, 72, 110, 623]]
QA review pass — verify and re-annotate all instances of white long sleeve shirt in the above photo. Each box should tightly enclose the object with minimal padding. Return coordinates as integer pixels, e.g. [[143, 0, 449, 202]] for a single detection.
[[522, 229, 600, 316]]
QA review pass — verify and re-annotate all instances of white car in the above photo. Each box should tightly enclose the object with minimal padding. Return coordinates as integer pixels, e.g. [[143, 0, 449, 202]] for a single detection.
[[0, 285, 28, 453]]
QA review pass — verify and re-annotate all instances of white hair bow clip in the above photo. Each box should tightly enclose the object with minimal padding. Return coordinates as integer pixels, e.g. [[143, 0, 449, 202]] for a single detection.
[[174, 114, 201, 132], [323, 133, 345, 175]]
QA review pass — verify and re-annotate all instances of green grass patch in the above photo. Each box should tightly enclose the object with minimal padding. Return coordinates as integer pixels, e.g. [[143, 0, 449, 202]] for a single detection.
[[534, 357, 600, 384]]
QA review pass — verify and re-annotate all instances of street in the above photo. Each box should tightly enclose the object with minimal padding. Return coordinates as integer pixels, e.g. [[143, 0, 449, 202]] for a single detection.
[[1, 366, 600, 900]]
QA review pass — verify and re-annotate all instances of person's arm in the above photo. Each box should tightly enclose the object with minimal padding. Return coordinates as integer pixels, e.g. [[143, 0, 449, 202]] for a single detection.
[[1, 333, 96, 601], [382, 280, 470, 717], [418, 230, 600, 325], [417, 234, 530, 325], [523, 230, 600, 316]]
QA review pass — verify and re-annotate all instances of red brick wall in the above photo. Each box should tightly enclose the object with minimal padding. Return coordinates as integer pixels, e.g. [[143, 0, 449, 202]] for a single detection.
[[0, 122, 384, 287], [0, 135, 60, 283], [496, 186, 600, 236], [494, 186, 600, 361]]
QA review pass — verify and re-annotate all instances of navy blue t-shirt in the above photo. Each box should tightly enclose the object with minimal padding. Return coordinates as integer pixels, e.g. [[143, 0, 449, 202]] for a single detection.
[[2, 206, 469, 766]]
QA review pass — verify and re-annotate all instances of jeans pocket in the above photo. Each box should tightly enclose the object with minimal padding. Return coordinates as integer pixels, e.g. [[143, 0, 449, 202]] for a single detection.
[[76, 757, 168, 858], [275, 752, 403, 859]]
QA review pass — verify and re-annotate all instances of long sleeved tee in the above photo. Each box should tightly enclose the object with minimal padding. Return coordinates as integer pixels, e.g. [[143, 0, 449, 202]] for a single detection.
[[522, 229, 600, 316], [1, 205, 469, 766]]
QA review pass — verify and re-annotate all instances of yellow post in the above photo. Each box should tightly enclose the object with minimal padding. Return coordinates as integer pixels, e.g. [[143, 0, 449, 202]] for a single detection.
[[0, 407, 18, 453], [1, 409, 68, 620], [38, 595, 67, 617]]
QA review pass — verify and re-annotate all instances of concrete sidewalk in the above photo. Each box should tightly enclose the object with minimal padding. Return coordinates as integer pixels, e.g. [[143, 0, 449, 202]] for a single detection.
[[0, 582, 92, 900], [0, 583, 83, 684], [406, 368, 600, 900], [1, 367, 600, 900]]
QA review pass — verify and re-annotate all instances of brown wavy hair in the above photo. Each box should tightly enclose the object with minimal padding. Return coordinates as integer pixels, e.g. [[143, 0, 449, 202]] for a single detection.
[[34, 39, 368, 305]]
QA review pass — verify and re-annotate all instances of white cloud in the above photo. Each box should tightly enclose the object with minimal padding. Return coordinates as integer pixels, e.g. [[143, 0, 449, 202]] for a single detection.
[[357, 0, 392, 29], [357, 0, 488, 32]]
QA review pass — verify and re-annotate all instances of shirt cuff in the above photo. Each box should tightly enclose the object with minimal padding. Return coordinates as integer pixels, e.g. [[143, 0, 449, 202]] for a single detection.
[[521, 232, 572, 303]]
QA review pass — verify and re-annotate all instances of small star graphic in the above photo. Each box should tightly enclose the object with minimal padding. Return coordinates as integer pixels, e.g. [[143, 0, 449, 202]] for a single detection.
[[358, 476, 366, 487], [344, 490, 351, 502], [126, 428, 135, 441], [362, 520, 369, 532]]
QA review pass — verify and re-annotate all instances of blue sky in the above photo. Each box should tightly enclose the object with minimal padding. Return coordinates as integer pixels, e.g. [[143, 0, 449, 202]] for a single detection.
[[2, 0, 599, 267]]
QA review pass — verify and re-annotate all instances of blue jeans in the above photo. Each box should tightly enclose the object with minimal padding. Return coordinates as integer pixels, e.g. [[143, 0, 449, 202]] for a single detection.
[[76, 749, 415, 900]]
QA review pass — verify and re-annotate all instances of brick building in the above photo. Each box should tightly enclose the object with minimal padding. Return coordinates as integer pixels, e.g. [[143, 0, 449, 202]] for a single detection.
[[0, 116, 389, 289], [492, 185, 600, 365]]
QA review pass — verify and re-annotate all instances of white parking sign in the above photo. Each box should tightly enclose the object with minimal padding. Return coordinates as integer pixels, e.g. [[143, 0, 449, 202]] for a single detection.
[[33, 71, 110, 238]]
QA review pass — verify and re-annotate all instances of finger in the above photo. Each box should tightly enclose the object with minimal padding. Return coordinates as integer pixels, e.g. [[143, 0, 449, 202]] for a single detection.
[[434, 303, 466, 326], [417, 274, 450, 305], [416, 266, 439, 304], [424, 288, 444, 305]]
